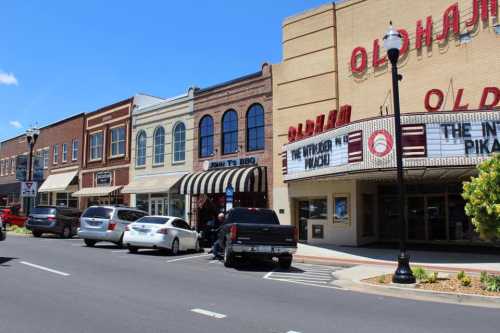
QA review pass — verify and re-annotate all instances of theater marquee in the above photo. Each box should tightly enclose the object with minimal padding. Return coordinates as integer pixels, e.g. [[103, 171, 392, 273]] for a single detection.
[[282, 110, 500, 181]]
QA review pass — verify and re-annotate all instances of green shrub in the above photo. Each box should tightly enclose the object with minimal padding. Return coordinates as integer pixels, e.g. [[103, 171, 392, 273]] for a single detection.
[[483, 275, 500, 292], [480, 271, 488, 283], [461, 275, 472, 287], [428, 272, 438, 284], [462, 154, 500, 241], [457, 270, 466, 281], [412, 267, 428, 281], [377, 275, 386, 284]]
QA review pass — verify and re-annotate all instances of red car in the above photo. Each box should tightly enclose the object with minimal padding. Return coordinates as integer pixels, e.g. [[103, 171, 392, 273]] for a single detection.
[[0, 206, 27, 227]]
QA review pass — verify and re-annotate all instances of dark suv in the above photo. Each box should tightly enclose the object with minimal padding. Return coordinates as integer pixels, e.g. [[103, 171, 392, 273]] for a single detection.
[[26, 206, 81, 238]]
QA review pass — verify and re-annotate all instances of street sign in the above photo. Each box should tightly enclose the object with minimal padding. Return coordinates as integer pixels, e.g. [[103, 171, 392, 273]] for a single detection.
[[15, 155, 27, 181], [21, 181, 38, 198], [225, 185, 234, 212]]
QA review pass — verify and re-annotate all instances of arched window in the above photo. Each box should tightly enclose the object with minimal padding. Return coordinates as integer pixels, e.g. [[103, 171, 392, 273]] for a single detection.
[[199, 116, 214, 158], [173, 122, 186, 162], [222, 110, 238, 154], [153, 126, 165, 164], [136, 131, 147, 166], [246, 104, 265, 151]]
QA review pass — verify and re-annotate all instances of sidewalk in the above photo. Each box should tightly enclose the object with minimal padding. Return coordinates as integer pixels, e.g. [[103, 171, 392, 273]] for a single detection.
[[294, 243, 500, 273]]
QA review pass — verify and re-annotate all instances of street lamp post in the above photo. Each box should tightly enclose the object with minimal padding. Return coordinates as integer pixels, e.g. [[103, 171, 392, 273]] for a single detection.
[[383, 23, 416, 284], [25, 127, 40, 217]]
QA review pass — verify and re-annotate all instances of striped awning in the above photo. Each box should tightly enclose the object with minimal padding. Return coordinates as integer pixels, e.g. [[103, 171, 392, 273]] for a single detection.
[[179, 166, 267, 195]]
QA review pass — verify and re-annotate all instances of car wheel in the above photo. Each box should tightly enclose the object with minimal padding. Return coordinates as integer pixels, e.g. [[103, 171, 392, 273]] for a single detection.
[[279, 257, 293, 270], [115, 234, 124, 248], [171, 238, 180, 256], [32, 231, 42, 238], [128, 246, 138, 254], [84, 239, 96, 247], [61, 226, 71, 239], [223, 246, 235, 268]]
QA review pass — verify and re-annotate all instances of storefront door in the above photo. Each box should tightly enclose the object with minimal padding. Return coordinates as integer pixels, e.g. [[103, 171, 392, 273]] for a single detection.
[[298, 200, 309, 242], [151, 198, 167, 216], [427, 196, 446, 241], [407, 197, 425, 241]]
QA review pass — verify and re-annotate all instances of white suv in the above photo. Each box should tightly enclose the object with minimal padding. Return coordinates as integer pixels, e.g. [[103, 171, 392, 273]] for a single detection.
[[78, 206, 148, 247]]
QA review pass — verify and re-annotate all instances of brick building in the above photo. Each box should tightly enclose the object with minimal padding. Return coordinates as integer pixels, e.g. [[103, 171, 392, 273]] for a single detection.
[[0, 113, 85, 210], [73, 95, 163, 208], [178, 64, 273, 228]]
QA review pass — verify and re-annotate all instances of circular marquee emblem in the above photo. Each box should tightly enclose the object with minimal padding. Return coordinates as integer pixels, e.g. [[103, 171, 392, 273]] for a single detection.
[[368, 129, 394, 158]]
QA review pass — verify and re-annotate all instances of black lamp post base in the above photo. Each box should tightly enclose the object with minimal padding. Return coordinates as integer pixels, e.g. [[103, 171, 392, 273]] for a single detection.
[[392, 253, 416, 284]]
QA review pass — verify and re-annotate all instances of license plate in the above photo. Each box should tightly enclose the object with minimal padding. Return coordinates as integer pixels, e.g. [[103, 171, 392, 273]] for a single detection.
[[256, 245, 272, 252]]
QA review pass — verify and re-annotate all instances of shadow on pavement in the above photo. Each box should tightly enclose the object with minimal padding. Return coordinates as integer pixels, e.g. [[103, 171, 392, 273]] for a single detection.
[[0, 257, 17, 267]]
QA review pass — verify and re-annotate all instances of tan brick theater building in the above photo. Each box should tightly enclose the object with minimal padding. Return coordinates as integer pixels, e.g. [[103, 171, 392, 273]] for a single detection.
[[273, 0, 499, 246]]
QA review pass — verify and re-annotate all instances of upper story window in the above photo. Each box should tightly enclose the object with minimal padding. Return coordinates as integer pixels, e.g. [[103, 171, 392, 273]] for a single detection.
[[72, 139, 79, 161], [53, 145, 59, 164], [222, 110, 238, 155], [199, 115, 214, 158], [246, 104, 265, 151], [43, 149, 49, 168], [89, 132, 103, 161], [153, 126, 165, 165], [10, 158, 15, 174], [0, 160, 4, 176], [110, 127, 126, 157], [136, 130, 147, 167], [173, 122, 186, 162], [62, 143, 68, 163]]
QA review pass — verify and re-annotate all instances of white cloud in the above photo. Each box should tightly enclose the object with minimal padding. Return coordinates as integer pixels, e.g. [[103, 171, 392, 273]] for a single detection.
[[0, 71, 18, 85], [9, 120, 22, 129]]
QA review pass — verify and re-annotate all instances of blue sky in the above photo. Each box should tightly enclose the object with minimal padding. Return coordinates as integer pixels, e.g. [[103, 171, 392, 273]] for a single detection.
[[0, 0, 331, 141]]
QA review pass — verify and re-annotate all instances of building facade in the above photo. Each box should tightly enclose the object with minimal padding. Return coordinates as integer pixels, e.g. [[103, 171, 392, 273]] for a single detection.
[[124, 88, 195, 219], [179, 64, 273, 228], [73, 95, 163, 208], [0, 114, 85, 210], [273, 0, 500, 246]]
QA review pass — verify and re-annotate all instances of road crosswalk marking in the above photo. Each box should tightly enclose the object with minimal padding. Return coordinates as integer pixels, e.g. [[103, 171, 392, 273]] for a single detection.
[[264, 263, 344, 287]]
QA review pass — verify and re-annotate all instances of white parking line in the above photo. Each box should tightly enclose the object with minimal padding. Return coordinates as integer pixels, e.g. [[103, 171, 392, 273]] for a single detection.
[[111, 250, 129, 253], [20, 261, 70, 277], [287, 331, 302, 333], [166, 254, 211, 263], [190, 308, 226, 319]]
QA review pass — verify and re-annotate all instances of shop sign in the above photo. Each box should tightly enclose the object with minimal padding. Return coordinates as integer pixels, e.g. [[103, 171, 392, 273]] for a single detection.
[[20, 181, 37, 198], [33, 156, 44, 182], [204, 157, 258, 171], [288, 105, 351, 143], [425, 86, 500, 112], [350, 0, 498, 74], [96, 171, 112, 186], [426, 120, 500, 157]]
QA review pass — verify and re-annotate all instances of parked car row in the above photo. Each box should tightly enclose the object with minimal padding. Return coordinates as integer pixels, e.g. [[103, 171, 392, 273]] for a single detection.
[[15, 204, 298, 269]]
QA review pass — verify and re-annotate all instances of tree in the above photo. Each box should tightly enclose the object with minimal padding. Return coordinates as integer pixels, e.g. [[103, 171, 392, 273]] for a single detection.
[[462, 154, 500, 241]]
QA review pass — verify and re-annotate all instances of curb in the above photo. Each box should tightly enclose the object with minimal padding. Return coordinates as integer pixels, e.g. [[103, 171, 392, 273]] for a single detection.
[[348, 279, 500, 309], [294, 254, 500, 274]]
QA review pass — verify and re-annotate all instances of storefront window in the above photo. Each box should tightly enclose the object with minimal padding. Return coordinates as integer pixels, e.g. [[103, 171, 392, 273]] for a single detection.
[[309, 199, 327, 219], [56, 193, 78, 208], [37, 192, 51, 206], [136, 194, 149, 213], [333, 195, 349, 224], [169, 193, 185, 218]]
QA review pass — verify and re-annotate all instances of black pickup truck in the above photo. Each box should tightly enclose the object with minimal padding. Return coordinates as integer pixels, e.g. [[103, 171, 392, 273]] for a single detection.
[[216, 207, 297, 269]]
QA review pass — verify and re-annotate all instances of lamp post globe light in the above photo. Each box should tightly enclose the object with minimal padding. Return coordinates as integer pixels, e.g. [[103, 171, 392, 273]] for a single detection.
[[25, 126, 40, 217], [383, 23, 416, 284]]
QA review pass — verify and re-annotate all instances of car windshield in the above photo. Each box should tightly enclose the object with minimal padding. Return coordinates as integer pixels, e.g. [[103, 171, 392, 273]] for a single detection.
[[82, 207, 113, 219], [135, 217, 169, 225], [228, 209, 279, 225], [31, 207, 57, 215]]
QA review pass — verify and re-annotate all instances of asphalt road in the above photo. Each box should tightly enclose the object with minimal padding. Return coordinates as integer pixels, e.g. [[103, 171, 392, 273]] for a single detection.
[[1, 235, 499, 333]]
